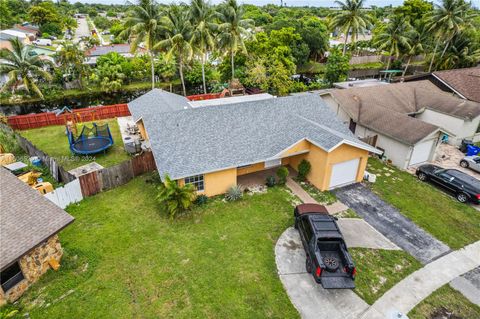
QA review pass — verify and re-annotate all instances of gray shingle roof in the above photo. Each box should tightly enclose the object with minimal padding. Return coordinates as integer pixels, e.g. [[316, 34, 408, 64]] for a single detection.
[[0, 167, 74, 270], [128, 89, 191, 121], [128, 92, 378, 180], [434, 67, 480, 103]]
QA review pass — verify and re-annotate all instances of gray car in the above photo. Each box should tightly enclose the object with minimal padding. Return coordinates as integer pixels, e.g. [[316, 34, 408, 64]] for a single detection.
[[460, 155, 480, 172]]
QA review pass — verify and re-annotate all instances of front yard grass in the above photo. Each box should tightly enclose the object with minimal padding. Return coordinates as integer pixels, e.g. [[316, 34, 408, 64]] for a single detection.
[[350, 248, 422, 305], [408, 284, 480, 318], [9, 176, 299, 318], [19, 119, 130, 171], [367, 158, 480, 249]]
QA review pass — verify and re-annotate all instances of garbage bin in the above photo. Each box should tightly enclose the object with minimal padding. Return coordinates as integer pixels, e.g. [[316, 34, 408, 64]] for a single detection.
[[460, 139, 473, 153]]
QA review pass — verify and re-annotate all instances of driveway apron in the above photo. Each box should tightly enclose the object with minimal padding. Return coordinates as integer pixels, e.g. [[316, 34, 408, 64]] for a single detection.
[[334, 184, 450, 264]]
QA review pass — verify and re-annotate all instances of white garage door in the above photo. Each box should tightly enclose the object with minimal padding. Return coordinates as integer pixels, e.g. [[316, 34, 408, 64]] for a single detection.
[[329, 158, 360, 189], [409, 139, 435, 166]]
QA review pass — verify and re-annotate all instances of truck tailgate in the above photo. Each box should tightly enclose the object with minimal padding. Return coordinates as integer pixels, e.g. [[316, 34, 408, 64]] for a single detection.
[[321, 276, 355, 289]]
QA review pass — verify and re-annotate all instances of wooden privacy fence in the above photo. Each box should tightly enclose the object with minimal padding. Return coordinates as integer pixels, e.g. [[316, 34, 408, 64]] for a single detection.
[[16, 135, 76, 184], [79, 151, 156, 197], [44, 179, 83, 209], [8, 104, 131, 130]]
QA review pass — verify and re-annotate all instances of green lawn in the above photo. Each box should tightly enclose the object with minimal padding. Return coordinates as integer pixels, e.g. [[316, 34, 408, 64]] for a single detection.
[[19, 119, 130, 171], [9, 176, 299, 318], [367, 158, 480, 249], [350, 248, 422, 305], [409, 285, 480, 318]]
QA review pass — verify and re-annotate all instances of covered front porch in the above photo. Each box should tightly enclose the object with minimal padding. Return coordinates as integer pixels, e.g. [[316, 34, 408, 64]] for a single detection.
[[237, 165, 298, 188]]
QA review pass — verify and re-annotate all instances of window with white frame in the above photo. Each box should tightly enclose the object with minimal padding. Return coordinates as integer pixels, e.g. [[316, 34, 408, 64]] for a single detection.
[[184, 174, 204, 191]]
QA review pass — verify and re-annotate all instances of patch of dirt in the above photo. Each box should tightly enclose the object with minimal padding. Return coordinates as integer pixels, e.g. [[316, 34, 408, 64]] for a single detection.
[[430, 307, 463, 319]]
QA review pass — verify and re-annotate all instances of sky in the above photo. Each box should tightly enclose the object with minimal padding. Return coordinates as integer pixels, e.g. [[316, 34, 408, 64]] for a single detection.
[[75, 0, 480, 7]]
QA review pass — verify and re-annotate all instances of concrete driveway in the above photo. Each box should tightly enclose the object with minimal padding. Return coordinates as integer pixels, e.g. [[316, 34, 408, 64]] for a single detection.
[[275, 227, 369, 319], [334, 184, 450, 264], [450, 266, 480, 306]]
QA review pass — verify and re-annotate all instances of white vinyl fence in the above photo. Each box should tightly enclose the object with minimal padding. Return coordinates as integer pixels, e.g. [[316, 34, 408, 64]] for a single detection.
[[44, 179, 83, 209]]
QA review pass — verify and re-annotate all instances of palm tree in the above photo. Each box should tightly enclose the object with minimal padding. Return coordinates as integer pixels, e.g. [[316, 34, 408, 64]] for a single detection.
[[156, 175, 196, 219], [402, 22, 427, 76], [0, 38, 52, 98], [55, 43, 88, 88], [217, 0, 254, 80], [190, 0, 217, 94], [426, 0, 473, 72], [121, 0, 163, 89], [436, 32, 480, 70], [156, 5, 193, 96], [329, 0, 373, 55], [374, 15, 412, 71]]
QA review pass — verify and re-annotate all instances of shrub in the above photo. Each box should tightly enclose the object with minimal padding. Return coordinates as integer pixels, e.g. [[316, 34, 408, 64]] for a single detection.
[[225, 185, 243, 201], [195, 194, 208, 206], [297, 159, 311, 181], [266, 175, 276, 187], [276, 167, 289, 185], [156, 175, 196, 219]]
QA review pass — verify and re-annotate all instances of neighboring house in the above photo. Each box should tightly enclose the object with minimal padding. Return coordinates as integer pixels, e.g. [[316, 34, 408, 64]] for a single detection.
[[11, 24, 39, 38], [404, 67, 480, 103], [128, 89, 380, 196], [321, 81, 480, 169], [84, 44, 146, 65], [0, 30, 33, 45], [0, 168, 74, 304]]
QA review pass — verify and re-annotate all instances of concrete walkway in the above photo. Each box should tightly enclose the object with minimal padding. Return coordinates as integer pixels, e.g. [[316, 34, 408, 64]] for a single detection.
[[337, 219, 400, 250], [449, 266, 480, 306], [286, 177, 317, 203], [362, 240, 480, 318]]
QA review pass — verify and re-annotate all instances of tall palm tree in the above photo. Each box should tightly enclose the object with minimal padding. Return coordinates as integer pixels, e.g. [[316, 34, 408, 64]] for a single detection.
[[0, 38, 52, 99], [329, 0, 373, 55], [190, 0, 217, 94], [426, 0, 473, 72], [121, 0, 163, 89], [436, 32, 480, 70], [402, 22, 427, 76], [374, 15, 412, 71], [156, 5, 193, 96], [217, 0, 254, 80], [55, 43, 88, 89]]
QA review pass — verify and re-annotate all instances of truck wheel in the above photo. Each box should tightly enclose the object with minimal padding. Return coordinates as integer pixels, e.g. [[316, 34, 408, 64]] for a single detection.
[[457, 192, 468, 203], [460, 160, 469, 168], [323, 257, 339, 272], [305, 257, 312, 273]]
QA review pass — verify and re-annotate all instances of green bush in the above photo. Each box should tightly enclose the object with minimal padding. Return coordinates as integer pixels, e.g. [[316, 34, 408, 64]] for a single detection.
[[195, 194, 208, 205], [297, 159, 311, 181], [276, 167, 289, 185], [225, 185, 243, 201], [266, 175, 276, 187]]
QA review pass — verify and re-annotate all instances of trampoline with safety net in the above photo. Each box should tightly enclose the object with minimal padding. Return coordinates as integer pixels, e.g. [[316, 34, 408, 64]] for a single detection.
[[68, 123, 114, 155]]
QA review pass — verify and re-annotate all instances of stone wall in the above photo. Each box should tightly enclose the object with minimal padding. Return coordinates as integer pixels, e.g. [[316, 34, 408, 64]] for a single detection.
[[0, 235, 63, 304]]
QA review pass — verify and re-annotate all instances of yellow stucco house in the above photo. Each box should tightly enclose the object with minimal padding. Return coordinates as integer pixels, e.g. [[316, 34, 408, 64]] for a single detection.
[[128, 90, 380, 196]]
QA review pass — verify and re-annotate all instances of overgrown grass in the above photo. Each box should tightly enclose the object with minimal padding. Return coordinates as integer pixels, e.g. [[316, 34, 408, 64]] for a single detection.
[[350, 248, 422, 305], [367, 158, 480, 249], [7, 176, 299, 318], [350, 62, 384, 70], [296, 179, 337, 205], [409, 284, 480, 318], [336, 209, 361, 218], [19, 119, 130, 171]]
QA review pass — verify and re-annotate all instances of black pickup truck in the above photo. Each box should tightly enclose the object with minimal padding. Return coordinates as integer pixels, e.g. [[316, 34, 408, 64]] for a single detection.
[[294, 203, 356, 289]]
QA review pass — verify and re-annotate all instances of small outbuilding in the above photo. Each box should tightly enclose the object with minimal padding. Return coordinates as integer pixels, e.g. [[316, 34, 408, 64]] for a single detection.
[[0, 167, 74, 304]]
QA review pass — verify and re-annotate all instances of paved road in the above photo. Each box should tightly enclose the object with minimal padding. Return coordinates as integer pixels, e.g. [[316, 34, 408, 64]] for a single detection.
[[74, 18, 90, 43], [334, 184, 450, 264]]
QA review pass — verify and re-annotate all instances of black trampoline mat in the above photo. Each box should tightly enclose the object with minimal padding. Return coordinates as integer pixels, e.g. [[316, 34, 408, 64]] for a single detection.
[[73, 137, 111, 152]]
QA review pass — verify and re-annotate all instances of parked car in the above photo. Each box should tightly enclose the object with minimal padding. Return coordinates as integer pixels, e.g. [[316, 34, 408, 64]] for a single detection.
[[416, 164, 480, 203], [460, 156, 480, 173], [33, 39, 52, 46], [294, 203, 356, 289]]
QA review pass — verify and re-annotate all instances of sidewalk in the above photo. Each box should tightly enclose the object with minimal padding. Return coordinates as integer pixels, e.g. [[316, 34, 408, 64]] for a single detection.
[[361, 240, 480, 318]]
